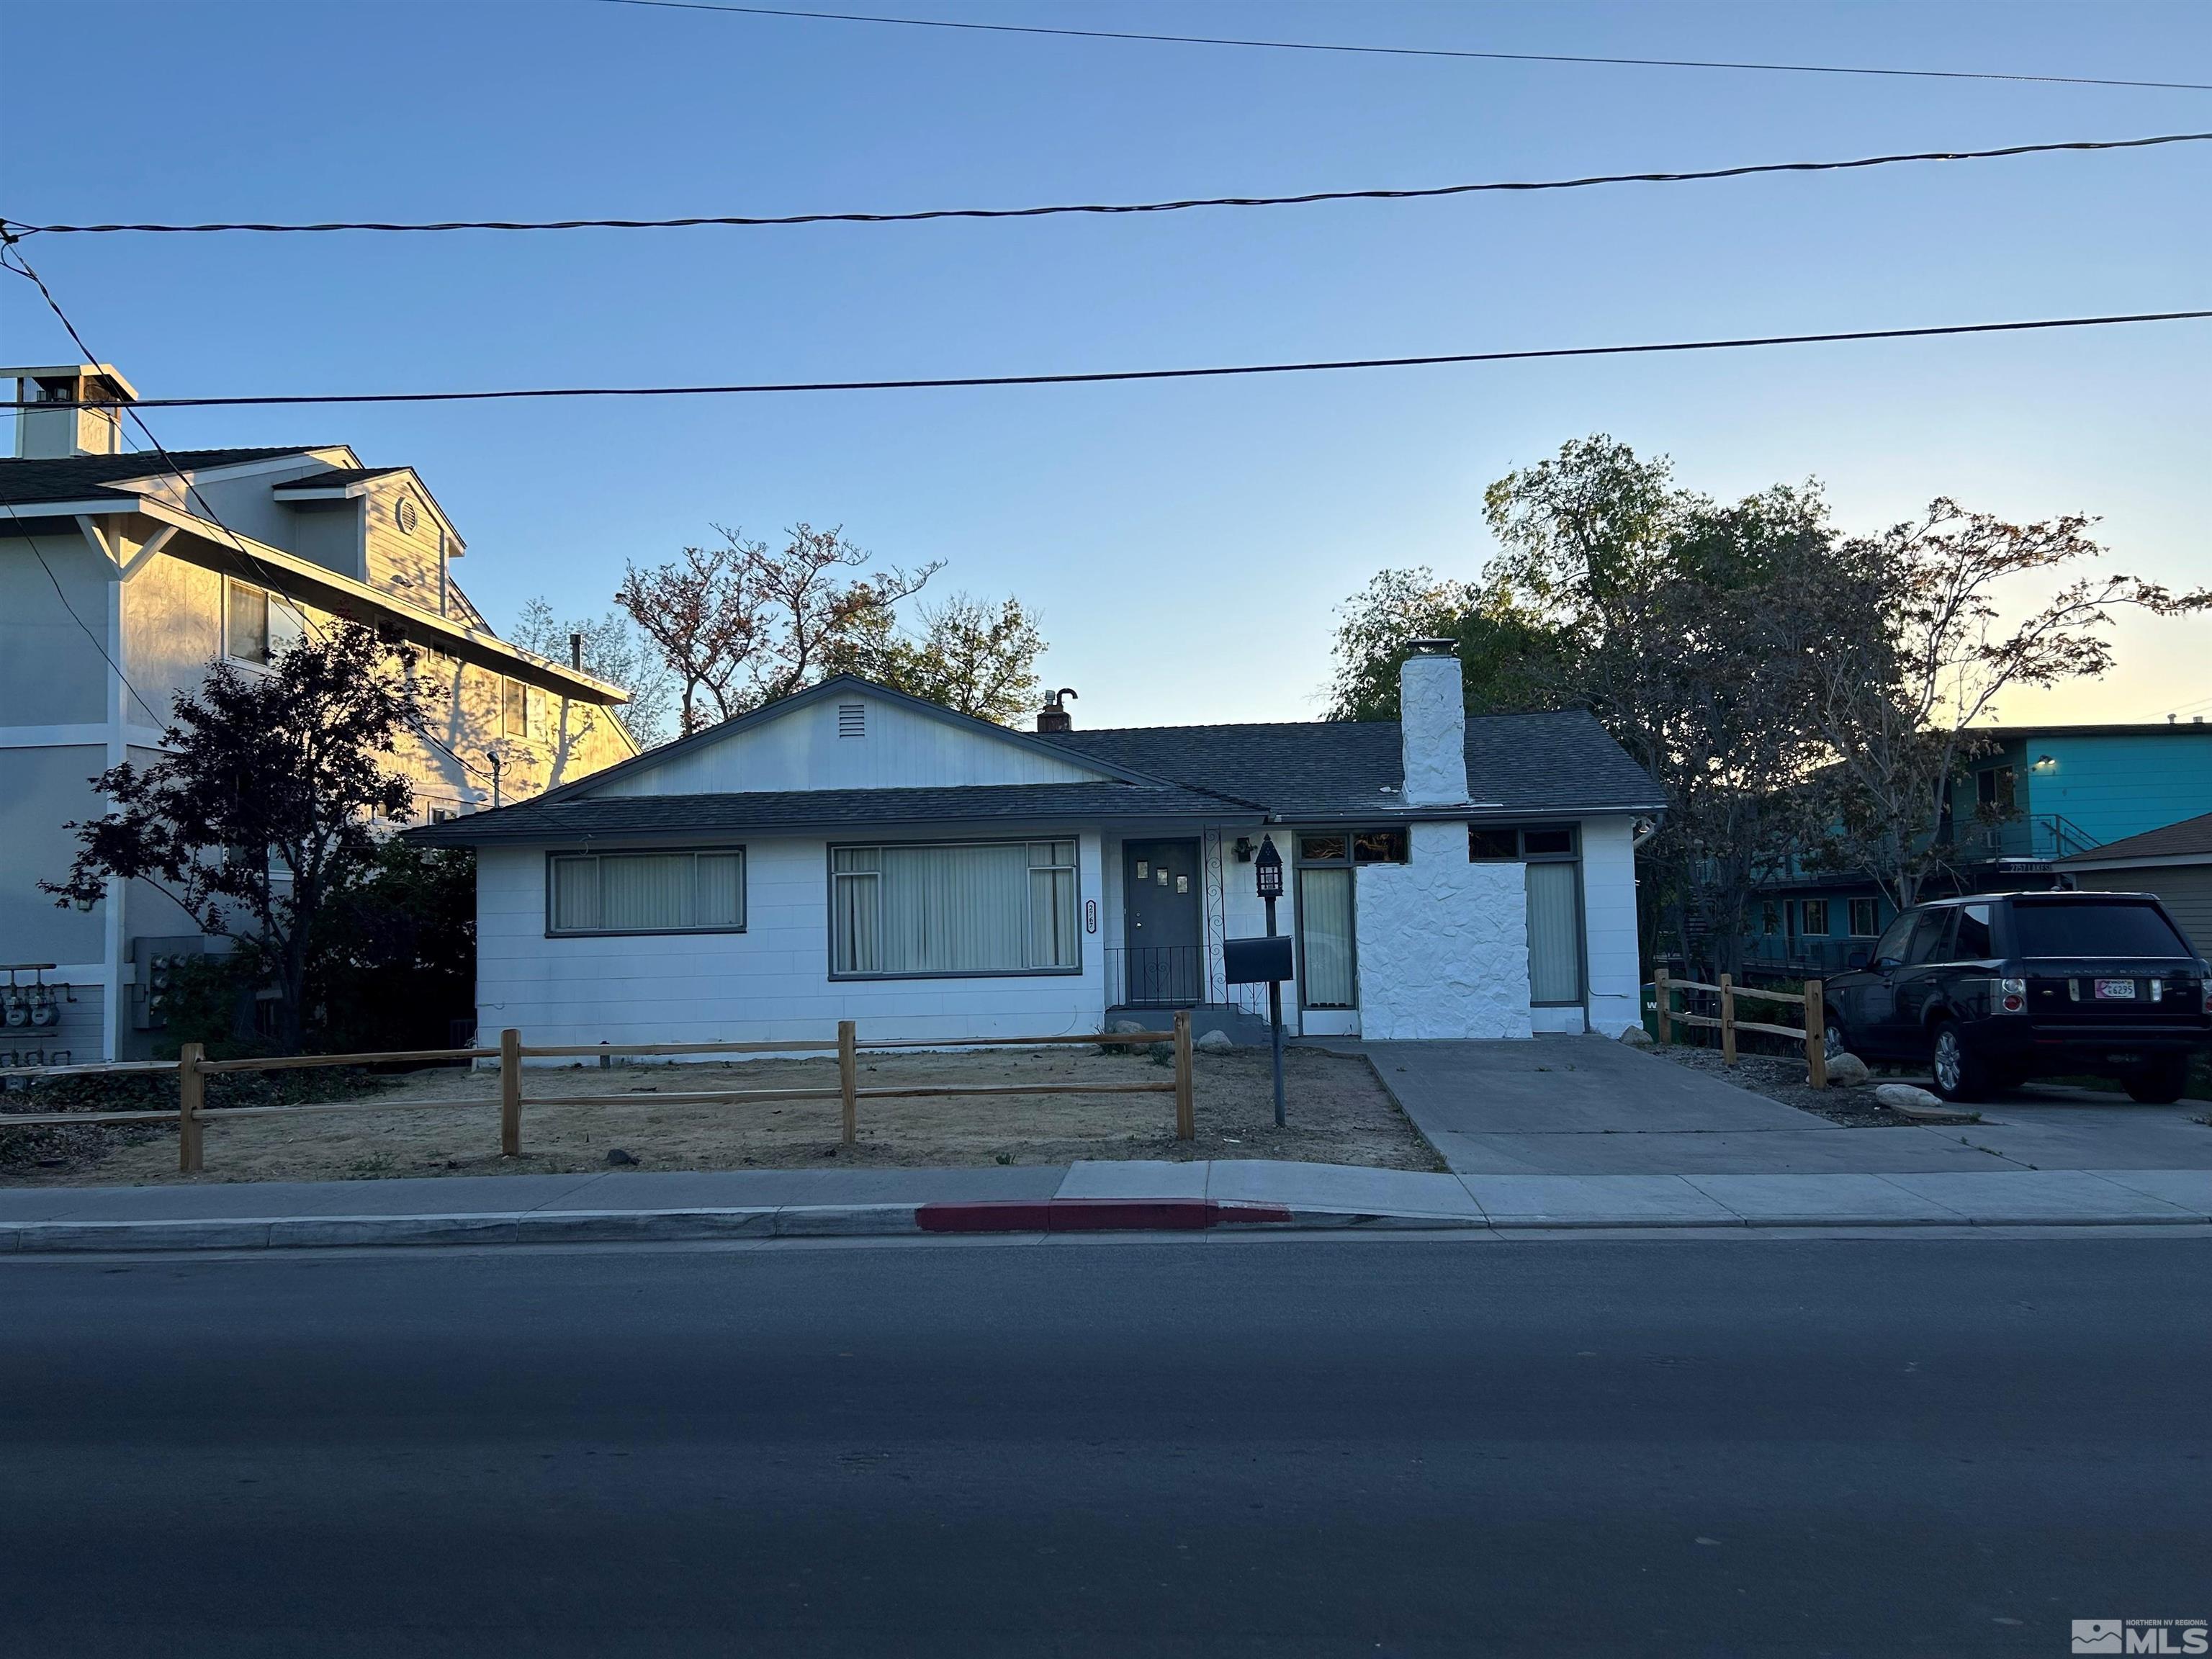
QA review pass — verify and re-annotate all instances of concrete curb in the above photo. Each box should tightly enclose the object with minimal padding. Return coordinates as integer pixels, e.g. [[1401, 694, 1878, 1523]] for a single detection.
[[2, 1199, 2205, 1254]]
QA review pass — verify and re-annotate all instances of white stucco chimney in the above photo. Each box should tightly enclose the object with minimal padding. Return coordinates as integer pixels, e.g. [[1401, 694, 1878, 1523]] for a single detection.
[[1398, 639, 1469, 806], [6, 364, 135, 459]]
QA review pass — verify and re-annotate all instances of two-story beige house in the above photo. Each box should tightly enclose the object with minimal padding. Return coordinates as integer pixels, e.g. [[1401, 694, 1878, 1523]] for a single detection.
[[1, 363, 639, 1061]]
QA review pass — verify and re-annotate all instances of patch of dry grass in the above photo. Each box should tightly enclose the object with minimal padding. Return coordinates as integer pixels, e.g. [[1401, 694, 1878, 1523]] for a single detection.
[[24, 1044, 1441, 1186]]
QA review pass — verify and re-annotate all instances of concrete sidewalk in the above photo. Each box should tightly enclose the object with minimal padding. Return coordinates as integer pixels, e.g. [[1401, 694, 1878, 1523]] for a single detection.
[[1, 1160, 2207, 1251]]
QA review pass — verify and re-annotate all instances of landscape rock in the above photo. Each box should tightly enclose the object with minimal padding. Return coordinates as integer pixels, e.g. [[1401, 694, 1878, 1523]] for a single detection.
[[605, 1148, 639, 1166], [1821, 1052, 1871, 1087], [1871, 1082, 1977, 1123], [1874, 1083, 1943, 1112], [1617, 1025, 1654, 1048], [1194, 1029, 1236, 1055]]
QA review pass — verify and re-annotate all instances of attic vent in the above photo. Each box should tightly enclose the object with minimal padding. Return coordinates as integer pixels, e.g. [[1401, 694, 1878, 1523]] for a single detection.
[[395, 495, 420, 535], [837, 701, 866, 739]]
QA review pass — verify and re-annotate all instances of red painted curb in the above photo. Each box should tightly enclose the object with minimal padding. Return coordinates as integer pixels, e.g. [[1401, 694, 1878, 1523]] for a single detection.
[[914, 1198, 1296, 1234]]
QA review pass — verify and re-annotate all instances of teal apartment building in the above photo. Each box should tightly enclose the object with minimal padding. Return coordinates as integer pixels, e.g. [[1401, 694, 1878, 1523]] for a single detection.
[[1747, 721, 2212, 976]]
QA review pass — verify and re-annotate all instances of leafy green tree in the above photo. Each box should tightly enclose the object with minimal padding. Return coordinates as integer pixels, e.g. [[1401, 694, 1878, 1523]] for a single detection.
[[1326, 436, 1860, 976], [827, 592, 1048, 725], [1325, 570, 1560, 721]]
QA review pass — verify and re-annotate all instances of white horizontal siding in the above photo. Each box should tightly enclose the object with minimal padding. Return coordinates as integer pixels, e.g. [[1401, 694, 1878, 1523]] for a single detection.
[[590, 695, 1107, 796], [475, 832, 1109, 1054]]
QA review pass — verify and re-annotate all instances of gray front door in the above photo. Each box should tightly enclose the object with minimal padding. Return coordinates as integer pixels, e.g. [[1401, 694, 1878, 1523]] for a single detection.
[[1123, 839, 1202, 1004]]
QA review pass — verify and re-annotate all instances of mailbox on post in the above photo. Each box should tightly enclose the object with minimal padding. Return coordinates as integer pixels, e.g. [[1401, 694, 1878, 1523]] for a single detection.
[[1223, 935, 1293, 986]]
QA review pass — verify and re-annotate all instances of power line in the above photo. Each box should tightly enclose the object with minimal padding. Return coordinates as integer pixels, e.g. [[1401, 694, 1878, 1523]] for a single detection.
[[10, 132, 2206, 237], [0, 245, 501, 791], [591, 0, 2212, 94], [10, 310, 2206, 411]]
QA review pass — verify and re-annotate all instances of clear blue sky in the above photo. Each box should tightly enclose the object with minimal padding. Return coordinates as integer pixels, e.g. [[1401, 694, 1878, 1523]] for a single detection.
[[5, 1, 2207, 728]]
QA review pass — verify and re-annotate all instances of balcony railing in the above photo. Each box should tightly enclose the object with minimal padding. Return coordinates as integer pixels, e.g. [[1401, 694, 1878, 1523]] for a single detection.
[[1955, 813, 2102, 863]]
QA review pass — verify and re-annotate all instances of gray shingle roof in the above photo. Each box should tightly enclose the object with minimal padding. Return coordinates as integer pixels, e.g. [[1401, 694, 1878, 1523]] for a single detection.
[[0, 448, 320, 507], [2058, 810, 2212, 866], [405, 781, 1259, 846], [1052, 709, 1662, 819]]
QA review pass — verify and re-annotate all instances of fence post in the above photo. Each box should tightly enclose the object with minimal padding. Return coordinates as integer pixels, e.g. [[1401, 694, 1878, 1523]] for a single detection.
[[837, 1020, 858, 1146], [1653, 968, 1672, 1046], [176, 1042, 204, 1174], [499, 1027, 522, 1156], [1172, 1010, 1195, 1141], [1719, 974, 1736, 1065], [1804, 981, 1827, 1090]]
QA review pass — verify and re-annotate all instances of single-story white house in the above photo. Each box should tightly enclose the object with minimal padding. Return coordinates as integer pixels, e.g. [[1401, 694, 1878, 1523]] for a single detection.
[[408, 643, 1662, 1050]]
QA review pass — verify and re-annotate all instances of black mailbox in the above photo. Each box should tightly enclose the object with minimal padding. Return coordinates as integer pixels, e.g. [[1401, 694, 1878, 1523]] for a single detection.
[[1223, 935, 1294, 985]]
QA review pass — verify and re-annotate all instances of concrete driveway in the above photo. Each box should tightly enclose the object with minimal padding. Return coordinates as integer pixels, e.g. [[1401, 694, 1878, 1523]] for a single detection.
[[1360, 1035, 2212, 1177]]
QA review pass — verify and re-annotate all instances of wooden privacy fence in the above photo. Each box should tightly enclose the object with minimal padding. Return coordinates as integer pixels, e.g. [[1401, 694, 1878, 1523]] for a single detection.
[[0, 1014, 1197, 1173], [1652, 970, 1828, 1090]]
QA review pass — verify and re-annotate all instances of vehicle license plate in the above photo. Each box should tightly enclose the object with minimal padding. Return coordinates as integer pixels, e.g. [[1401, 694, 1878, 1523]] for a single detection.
[[2094, 979, 2137, 1000]]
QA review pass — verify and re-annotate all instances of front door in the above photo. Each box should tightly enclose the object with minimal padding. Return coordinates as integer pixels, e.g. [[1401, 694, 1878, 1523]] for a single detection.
[[1123, 840, 1202, 1004]]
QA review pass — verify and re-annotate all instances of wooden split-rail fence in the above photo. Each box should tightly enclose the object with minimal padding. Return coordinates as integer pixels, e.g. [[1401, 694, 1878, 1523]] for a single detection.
[[0, 1015, 1198, 1173], [1651, 970, 1829, 1089]]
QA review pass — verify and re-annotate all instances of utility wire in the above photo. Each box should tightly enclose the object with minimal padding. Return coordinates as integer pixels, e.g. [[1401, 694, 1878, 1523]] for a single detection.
[[12, 310, 2206, 411], [591, 0, 2212, 94], [9, 132, 2206, 237], [0, 246, 501, 791]]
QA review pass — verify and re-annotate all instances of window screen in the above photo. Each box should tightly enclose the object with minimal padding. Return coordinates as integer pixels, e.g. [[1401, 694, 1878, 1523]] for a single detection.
[[549, 849, 745, 934], [832, 841, 1077, 976]]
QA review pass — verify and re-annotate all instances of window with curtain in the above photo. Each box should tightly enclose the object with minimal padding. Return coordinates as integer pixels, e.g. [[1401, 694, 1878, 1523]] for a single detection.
[[1524, 860, 1582, 1004], [831, 840, 1079, 976], [1297, 867, 1356, 1009], [547, 848, 745, 935]]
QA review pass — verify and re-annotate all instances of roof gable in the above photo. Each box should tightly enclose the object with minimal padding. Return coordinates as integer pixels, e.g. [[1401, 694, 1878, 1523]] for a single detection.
[[570, 675, 1140, 801]]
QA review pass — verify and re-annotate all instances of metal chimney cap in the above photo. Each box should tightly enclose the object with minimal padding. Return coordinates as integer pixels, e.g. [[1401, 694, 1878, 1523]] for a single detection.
[[1406, 637, 1459, 656]]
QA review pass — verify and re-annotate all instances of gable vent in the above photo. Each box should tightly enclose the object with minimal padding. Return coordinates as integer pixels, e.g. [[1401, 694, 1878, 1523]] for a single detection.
[[837, 701, 866, 739]]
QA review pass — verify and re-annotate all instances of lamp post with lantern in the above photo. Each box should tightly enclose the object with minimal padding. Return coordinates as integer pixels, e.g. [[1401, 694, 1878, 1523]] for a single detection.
[[1255, 833, 1286, 1126]]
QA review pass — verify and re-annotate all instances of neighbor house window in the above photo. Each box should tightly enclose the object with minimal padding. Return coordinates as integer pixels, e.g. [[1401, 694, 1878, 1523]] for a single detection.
[[1802, 899, 1831, 936], [225, 578, 305, 667], [1761, 901, 1782, 937], [503, 676, 531, 738], [1848, 897, 1879, 937], [548, 848, 746, 935], [1975, 765, 2016, 811], [831, 840, 1078, 976]]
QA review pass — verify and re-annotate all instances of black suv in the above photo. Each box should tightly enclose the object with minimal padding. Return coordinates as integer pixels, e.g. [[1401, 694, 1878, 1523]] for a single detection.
[[1822, 891, 2211, 1103]]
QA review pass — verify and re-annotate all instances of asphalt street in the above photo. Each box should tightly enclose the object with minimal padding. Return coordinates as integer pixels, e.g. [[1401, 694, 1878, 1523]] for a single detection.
[[4, 1232, 2207, 1657]]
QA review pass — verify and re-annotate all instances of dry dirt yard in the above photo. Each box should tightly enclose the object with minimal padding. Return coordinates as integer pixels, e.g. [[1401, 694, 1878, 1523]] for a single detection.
[[17, 1044, 1442, 1187], [1651, 1043, 1916, 1127]]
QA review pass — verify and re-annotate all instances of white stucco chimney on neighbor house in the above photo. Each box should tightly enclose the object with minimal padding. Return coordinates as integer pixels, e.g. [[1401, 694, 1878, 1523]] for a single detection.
[[1398, 639, 1469, 806], [6, 364, 137, 459]]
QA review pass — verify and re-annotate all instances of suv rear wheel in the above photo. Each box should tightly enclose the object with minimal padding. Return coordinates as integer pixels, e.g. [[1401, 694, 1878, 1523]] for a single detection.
[[2122, 1055, 2191, 1105], [1930, 1023, 1990, 1103]]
